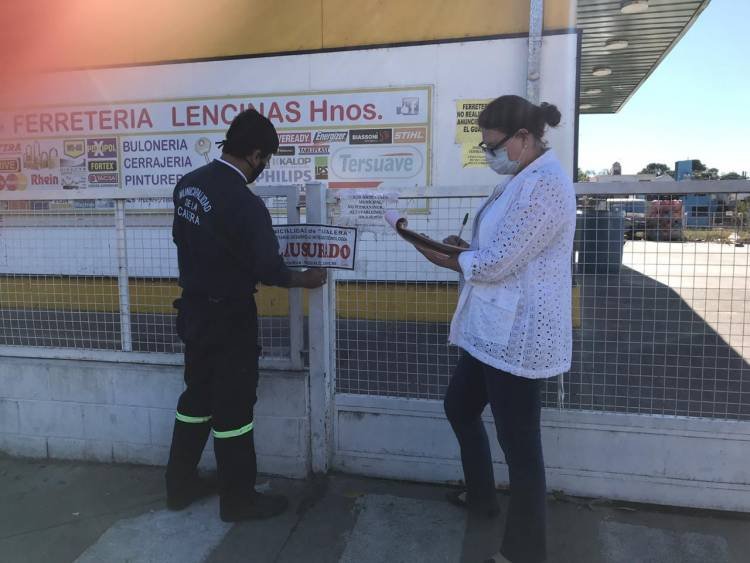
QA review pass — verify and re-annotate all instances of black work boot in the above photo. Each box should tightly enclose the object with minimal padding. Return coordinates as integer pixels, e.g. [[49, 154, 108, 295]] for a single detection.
[[213, 431, 257, 498], [167, 472, 218, 511], [220, 491, 289, 522], [165, 419, 212, 510]]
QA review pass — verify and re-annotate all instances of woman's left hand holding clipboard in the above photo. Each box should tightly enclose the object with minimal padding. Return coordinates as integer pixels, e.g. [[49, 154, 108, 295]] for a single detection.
[[413, 242, 463, 272]]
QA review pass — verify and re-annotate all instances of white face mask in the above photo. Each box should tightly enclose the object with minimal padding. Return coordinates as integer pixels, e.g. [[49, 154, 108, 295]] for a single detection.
[[485, 146, 521, 175]]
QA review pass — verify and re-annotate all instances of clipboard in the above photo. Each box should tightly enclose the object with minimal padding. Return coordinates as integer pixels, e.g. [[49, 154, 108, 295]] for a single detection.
[[384, 210, 466, 255]]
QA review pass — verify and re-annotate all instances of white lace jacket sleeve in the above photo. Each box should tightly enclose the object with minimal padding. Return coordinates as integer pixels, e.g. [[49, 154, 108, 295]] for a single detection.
[[458, 172, 567, 284]]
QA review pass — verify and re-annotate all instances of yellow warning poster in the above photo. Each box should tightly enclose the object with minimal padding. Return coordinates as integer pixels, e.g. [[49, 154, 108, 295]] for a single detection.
[[461, 143, 488, 168], [455, 99, 491, 144]]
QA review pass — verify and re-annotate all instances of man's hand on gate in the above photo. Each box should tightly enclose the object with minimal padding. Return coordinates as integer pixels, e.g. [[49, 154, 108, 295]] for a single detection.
[[290, 268, 328, 289]]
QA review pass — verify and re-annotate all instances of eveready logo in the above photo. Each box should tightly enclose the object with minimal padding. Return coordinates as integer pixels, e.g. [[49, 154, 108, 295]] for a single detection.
[[87, 138, 117, 158], [330, 146, 423, 179], [278, 132, 311, 144], [314, 131, 347, 143]]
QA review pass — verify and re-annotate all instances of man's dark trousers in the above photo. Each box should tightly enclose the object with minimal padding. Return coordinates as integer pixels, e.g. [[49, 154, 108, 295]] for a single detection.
[[166, 296, 260, 499]]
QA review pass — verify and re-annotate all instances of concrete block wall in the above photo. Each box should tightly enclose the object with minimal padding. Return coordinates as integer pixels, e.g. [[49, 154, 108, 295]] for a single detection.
[[332, 394, 750, 512], [0, 357, 310, 478]]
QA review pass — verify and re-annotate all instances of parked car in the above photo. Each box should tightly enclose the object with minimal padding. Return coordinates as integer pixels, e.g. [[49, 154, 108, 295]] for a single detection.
[[646, 199, 683, 241], [606, 198, 648, 239]]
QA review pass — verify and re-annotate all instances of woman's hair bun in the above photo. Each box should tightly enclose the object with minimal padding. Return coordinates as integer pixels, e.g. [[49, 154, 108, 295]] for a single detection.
[[540, 102, 561, 127]]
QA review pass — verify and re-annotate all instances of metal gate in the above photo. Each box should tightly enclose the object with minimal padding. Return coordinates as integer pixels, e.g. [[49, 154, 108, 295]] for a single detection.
[[2, 180, 749, 511], [306, 181, 750, 512]]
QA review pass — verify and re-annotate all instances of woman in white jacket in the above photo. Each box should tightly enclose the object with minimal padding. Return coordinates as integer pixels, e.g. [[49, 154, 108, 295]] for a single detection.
[[416, 95, 576, 563]]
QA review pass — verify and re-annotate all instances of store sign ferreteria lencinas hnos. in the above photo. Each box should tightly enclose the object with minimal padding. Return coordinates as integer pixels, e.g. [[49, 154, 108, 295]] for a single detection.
[[0, 87, 431, 195]]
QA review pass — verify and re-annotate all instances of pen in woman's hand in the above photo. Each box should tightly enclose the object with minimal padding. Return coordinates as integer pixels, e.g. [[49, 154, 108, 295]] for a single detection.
[[456, 213, 469, 241]]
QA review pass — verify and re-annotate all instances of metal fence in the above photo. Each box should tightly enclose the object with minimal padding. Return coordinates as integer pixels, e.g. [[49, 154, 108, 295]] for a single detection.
[[0, 186, 304, 369], [333, 193, 471, 400], [333, 181, 750, 422], [2, 181, 749, 421]]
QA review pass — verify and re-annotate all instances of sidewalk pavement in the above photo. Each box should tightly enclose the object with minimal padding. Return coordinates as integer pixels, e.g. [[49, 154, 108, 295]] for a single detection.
[[1, 453, 748, 563]]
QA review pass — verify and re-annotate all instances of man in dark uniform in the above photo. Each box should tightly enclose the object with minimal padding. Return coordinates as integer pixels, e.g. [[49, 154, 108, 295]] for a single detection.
[[165, 109, 327, 522]]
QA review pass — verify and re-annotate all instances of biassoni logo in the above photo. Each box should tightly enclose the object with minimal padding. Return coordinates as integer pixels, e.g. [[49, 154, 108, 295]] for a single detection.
[[330, 146, 423, 179]]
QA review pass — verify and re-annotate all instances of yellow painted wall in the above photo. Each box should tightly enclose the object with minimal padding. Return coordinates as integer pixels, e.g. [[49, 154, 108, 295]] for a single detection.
[[0, 278, 455, 321], [322, 0, 575, 48], [0, 277, 581, 327], [3, 0, 575, 73]]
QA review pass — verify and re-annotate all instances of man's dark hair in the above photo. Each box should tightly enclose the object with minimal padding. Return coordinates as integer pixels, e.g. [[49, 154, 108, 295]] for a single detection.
[[218, 109, 279, 157]]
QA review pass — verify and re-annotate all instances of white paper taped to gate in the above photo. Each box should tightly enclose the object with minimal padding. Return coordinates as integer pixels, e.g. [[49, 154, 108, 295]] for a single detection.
[[274, 224, 357, 269], [336, 190, 399, 229]]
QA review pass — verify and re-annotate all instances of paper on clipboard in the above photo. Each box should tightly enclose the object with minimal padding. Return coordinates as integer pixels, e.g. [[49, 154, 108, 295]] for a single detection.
[[384, 210, 465, 255]]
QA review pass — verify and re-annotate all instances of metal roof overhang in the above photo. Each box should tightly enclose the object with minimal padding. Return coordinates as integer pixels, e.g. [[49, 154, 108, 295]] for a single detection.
[[577, 0, 711, 113]]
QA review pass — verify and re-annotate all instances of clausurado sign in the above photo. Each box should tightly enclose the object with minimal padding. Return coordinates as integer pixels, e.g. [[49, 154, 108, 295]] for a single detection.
[[274, 224, 357, 270]]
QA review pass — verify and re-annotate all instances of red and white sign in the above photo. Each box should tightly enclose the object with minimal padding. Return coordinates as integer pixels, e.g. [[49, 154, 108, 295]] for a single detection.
[[2, 90, 429, 136], [273, 224, 357, 270], [0, 87, 431, 192]]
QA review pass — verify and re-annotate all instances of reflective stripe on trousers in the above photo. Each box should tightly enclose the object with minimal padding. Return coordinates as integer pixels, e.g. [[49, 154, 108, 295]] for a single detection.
[[176, 411, 254, 439]]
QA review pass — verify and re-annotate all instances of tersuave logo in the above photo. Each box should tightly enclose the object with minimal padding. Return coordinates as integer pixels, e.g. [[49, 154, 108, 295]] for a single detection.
[[330, 146, 423, 179]]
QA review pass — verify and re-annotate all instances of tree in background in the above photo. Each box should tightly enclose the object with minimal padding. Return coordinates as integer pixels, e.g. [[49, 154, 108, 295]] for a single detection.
[[639, 163, 674, 177], [577, 168, 589, 182], [636, 160, 746, 181], [692, 167, 719, 180], [735, 199, 749, 229], [721, 172, 747, 180], [682, 159, 720, 180]]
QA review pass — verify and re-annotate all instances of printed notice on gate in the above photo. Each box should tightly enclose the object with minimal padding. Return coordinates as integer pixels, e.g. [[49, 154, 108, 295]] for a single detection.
[[336, 190, 399, 229], [274, 224, 357, 269]]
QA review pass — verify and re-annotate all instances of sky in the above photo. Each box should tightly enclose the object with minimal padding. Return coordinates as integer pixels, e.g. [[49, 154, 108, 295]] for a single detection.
[[578, 0, 750, 176]]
